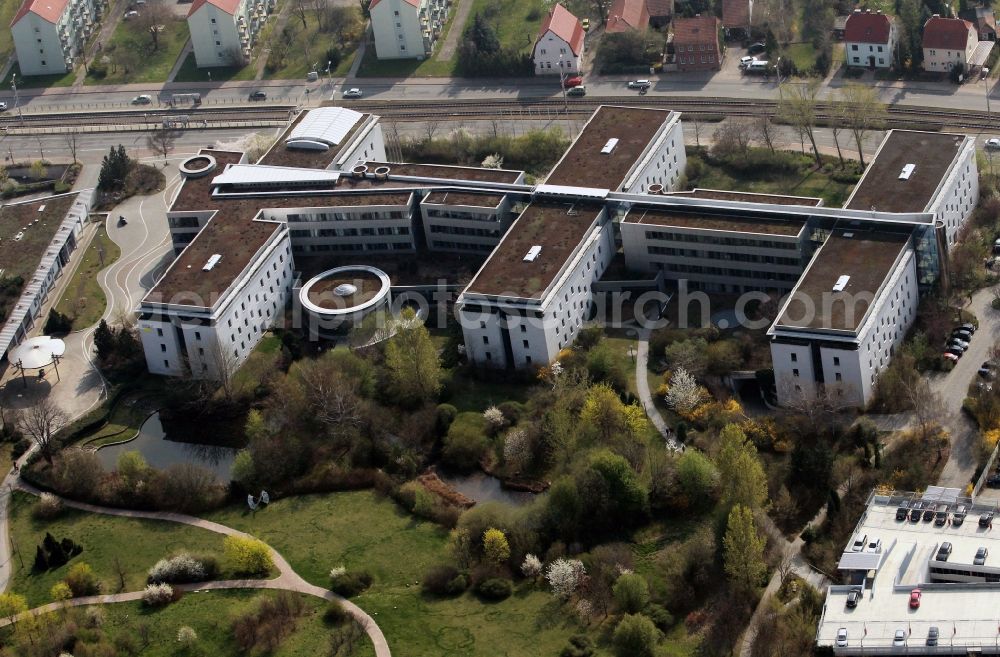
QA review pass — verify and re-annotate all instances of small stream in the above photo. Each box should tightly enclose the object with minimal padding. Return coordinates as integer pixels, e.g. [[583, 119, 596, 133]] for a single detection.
[[95, 412, 236, 481], [436, 470, 536, 506]]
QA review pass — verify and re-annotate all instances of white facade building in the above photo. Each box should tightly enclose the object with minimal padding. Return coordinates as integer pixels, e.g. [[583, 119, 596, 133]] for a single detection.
[[532, 3, 585, 75], [370, 0, 448, 60], [922, 15, 977, 72], [11, 0, 98, 75], [843, 9, 897, 69], [187, 0, 275, 68]]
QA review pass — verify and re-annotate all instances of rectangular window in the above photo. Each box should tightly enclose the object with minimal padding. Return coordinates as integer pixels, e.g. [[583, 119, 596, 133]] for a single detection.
[[835, 373, 843, 382], [156, 328, 163, 337], [164, 360, 169, 368], [833, 356, 840, 366], [522, 340, 529, 348], [791, 353, 797, 362], [792, 368, 800, 377], [482, 336, 489, 345], [160, 344, 166, 352]]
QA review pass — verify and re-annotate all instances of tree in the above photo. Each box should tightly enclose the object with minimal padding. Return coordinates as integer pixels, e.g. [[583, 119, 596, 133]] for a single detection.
[[482, 528, 510, 567], [291, 0, 310, 29], [723, 505, 767, 596], [135, 0, 173, 50], [581, 383, 626, 443], [546, 558, 586, 599], [383, 309, 442, 406], [112, 43, 143, 79], [296, 357, 363, 437], [712, 118, 754, 162], [715, 424, 769, 511], [577, 451, 649, 536], [521, 554, 542, 578], [66, 562, 100, 596], [754, 115, 777, 153], [98, 145, 131, 191], [223, 535, 273, 576], [906, 378, 947, 456], [50, 581, 72, 603], [612, 572, 650, 613], [675, 448, 719, 508], [664, 338, 707, 376], [612, 613, 660, 657], [664, 367, 705, 415], [177, 626, 198, 651], [116, 450, 149, 491], [466, 13, 500, 54], [0, 592, 27, 626], [777, 80, 822, 166], [29, 160, 47, 181], [839, 84, 886, 167], [147, 127, 181, 162], [503, 428, 530, 471], [19, 398, 68, 464]]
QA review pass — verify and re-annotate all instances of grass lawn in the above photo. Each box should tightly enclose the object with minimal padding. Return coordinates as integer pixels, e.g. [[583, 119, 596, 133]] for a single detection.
[[1, 62, 77, 88], [85, 19, 189, 85], [54, 226, 121, 331], [263, 12, 363, 80], [75, 393, 159, 449], [0, 0, 19, 62], [689, 152, 858, 207], [784, 42, 817, 73], [601, 331, 640, 399], [355, 41, 456, 77], [2, 589, 373, 657], [444, 370, 535, 413], [204, 491, 597, 656], [468, 0, 545, 54], [171, 52, 257, 83], [8, 491, 227, 607]]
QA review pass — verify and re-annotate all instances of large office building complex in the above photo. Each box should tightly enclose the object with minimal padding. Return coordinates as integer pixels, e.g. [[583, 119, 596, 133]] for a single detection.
[[136, 104, 978, 410]]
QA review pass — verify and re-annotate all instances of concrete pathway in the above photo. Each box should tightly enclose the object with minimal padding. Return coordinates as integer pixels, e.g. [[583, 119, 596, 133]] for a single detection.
[[347, 25, 370, 79], [635, 326, 682, 451], [9, 482, 391, 656], [435, 0, 473, 62], [254, 0, 294, 81], [165, 39, 193, 83]]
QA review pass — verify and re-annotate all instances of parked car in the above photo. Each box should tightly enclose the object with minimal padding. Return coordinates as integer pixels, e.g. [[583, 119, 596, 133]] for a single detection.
[[943, 352, 960, 363], [851, 534, 868, 552], [909, 589, 922, 608], [581, 17, 590, 30], [628, 79, 651, 89], [934, 505, 949, 526], [953, 328, 973, 341], [935, 542, 952, 561], [954, 505, 967, 526], [0, 102, 8, 111], [949, 337, 970, 349], [980, 362, 994, 378], [894, 629, 906, 647], [837, 628, 848, 647], [975, 546, 989, 565], [866, 538, 882, 552], [342, 88, 363, 98], [896, 501, 911, 520], [562, 75, 583, 88], [123, 9, 139, 18], [927, 627, 939, 647], [846, 587, 862, 608], [739, 55, 755, 67], [922, 506, 935, 522], [980, 511, 995, 528], [986, 474, 1000, 488], [566, 85, 586, 97], [946, 346, 965, 358], [959, 322, 977, 334], [987, 137, 1000, 150], [948, 342, 968, 353], [130, 94, 152, 105], [249, 90, 267, 101], [910, 502, 926, 521], [748, 41, 766, 54]]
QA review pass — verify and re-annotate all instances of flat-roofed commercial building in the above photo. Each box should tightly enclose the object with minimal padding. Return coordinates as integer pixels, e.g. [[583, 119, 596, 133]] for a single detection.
[[421, 191, 513, 254], [817, 488, 1000, 654]]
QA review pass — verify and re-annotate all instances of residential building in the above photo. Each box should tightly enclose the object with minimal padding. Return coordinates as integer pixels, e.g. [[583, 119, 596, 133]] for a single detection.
[[11, 0, 98, 75], [816, 487, 1000, 655], [532, 3, 585, 75], [606, 0, 649, 33], [187, 0, 275, 68], [370, 0, 449, 60], [721, 0, 752, 36], [673, 15, 722, 72], [970, 5, 997, 40], [922, 15, 978, 72], [647, 0, 673, 28], [843, 9, 897, 69]]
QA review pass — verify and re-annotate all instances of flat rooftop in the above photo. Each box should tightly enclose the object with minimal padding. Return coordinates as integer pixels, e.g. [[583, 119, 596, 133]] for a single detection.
[[623, 206, 807, 236], [776, 230, 910, 333], [817, 494, 1000, 654], [545, 106, 673, 191], [364, 161, 524, 184], [669, 188, 824, 207], [423, 190, 504, 208], [258, 112, 372, 169], [845, 130, 967, 213], [464, 202, 604, 299]]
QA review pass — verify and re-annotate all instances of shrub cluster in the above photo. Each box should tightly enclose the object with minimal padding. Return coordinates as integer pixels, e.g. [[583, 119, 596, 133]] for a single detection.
[[33, 532, 82, 571], [329, 569, 373, 598], [147, 553, 218, 584], [141, 583, 174, 607], [474, 577, 513, 601], [422, 564, 469, 597]]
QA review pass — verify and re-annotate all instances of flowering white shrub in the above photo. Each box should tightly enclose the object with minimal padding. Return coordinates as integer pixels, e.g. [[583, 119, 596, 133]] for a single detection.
[[503, 429, 530, 470], [545, 558, 586, 599], [141, 583, 174, 607], [521, 553, 543, 578], [147, 553, 206, 584]]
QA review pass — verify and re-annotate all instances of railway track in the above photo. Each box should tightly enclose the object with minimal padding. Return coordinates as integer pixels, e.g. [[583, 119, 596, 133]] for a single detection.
[[0, 105, 296, 130]]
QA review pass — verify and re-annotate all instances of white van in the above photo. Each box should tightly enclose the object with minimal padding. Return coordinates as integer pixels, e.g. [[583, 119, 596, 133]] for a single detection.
[[746, 60, 770, 74]]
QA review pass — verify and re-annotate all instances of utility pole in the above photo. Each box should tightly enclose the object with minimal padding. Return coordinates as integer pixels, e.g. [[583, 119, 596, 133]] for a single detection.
[[558, 54, 568, 114], [11, 74, 24, 127]]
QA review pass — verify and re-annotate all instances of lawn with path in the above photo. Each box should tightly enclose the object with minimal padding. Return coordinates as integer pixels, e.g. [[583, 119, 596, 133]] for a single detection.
[[85, 19, 189, 85], [204, 490, 596, 657], [172, 52, 258, 83], [8, 491, 226, 607], [54, 226, 121, 331]]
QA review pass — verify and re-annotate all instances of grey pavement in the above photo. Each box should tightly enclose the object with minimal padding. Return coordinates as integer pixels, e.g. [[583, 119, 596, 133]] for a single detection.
[[635, 326, 682, 452], [435, 0, 473, 62]]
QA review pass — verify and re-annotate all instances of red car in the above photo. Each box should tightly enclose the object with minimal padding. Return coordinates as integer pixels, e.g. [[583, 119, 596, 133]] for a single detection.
[[909, 589, 921, 609], [563, 76, 583, 88]]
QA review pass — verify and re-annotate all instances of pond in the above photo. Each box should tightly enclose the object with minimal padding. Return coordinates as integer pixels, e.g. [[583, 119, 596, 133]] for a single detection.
[[436, 470, 535, 507], [96, 412, 236, 481]]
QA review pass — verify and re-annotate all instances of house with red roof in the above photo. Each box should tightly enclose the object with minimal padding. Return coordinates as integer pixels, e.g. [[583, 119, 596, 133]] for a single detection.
[[187, 0, 275, 67], [843, 9, 897, 69], [606, 0, 650, 33], [922, 15, 978, 72], [673, 15, 721, 71], [721, 0, 752, 36], [371, 0, 449, 60], [533, 3, 585, 75], [11, 0, 97, 75]]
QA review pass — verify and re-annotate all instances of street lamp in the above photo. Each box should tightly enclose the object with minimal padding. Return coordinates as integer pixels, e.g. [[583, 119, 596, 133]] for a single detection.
[[558, 54, 568, 114], [10, 74, 24, 127]]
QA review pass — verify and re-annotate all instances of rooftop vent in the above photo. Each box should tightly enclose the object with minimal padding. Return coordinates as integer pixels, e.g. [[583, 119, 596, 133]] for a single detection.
[[524, 245, 542, 262], [832, 275, 851, 292], [899, 163, 916, 180], [202, 254, 222, 272], [601, 138, 619, 154], [37, 205, 45, 212]]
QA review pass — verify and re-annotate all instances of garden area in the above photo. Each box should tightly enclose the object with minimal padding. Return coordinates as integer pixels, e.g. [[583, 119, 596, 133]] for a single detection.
[[51, 226, 121, 331], [86, 17, 189, 85], [1, 62, 76, 88], [263, 4, 364, 80], [172, 52, 258, 84]]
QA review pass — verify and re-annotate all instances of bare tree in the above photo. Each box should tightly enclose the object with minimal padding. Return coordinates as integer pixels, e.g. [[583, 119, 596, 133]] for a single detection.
[[147, 127, 181, 162], [712, 118, 754, 162], [754, 115, 777, 153], [905, 378, 947, 458], [296, 359, 364, 437], [63, 131, 80, 165], [291, 0, 310, 30], [134, 0, 173, 51], [839, 83, 887, 167], [691, 118, 703, 147], [208, 343, 242, 402], [777, 80, 823, 166], [112, 43, 142, 79], [18, 398, 68, 464]]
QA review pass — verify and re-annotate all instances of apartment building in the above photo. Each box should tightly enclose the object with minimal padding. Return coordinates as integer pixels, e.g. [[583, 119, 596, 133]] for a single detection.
[[532, 3, 585, 75], [370, 0, 449, 60], [187, 0, 275, 67], [843, 9, 897, 69], [11, 0, 98, 75]]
